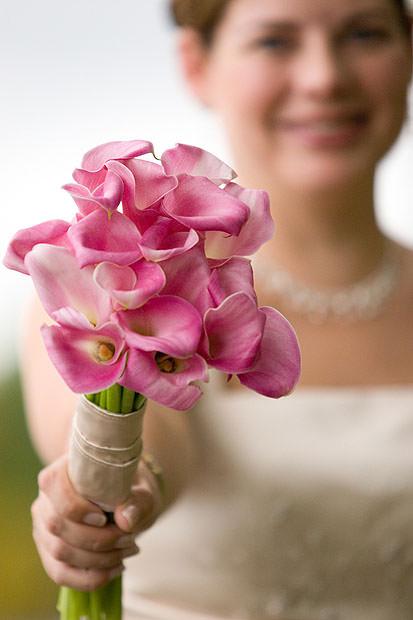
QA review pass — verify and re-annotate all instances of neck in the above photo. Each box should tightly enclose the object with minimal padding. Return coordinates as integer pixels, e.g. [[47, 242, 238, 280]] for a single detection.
[[253, 177, 387, 288]]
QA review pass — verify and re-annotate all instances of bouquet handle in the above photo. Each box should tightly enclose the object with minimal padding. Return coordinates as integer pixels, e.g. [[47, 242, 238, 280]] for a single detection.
[[68, 395, 146, 512]]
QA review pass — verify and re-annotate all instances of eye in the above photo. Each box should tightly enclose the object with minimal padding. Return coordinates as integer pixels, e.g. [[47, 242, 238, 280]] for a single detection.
[[254, 35, 294, 52], [346, 26, 390, 44]]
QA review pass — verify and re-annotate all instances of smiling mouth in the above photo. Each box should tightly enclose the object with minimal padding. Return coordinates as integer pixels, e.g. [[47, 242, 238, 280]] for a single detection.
[[277, 112, 369, 146]]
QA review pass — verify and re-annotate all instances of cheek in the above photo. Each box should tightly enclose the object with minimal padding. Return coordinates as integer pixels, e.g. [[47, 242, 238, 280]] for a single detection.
[[361, 48, 411, 116], [211, 60, 284, 123]]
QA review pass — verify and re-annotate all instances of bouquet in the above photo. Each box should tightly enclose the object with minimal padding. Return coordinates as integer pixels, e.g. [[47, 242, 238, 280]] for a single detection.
[[3, 139, 301, 620]]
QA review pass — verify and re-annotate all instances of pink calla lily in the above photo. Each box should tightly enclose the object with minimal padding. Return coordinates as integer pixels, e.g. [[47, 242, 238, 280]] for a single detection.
[[41, 321, 127, 393], [120, 348, 207, 410], [3, 219, 71, 275], [139, 216, 199, 262], [238, 307, 301, 397], [63, 168, 124, 215], [160, 244, 213, 316], [94, 260, 166, 309], [25, 245, 112, 326], [208, 257, 256, 306], [4, 137, 301, 418], [68, 208, 142, 268], [78, 139, 154, 174], [115, 295, 202, 359], [161, 143, 236, 185], [203, 292, 265, 373], [162, 174, 250, 235], [71, 168, 107, 197], [105, 160, 139, 223], [67, 139, 155, 219], [205, 184, 274, 259], [126, 159, 178, 210], [103, 159, 178, 222]]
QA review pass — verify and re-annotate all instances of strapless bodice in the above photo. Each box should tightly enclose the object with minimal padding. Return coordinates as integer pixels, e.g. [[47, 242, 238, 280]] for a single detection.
[[124, 377, 413, 620]]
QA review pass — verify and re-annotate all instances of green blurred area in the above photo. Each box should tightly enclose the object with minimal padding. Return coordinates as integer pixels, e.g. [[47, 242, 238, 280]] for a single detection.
[[0, 369, 57, 619]]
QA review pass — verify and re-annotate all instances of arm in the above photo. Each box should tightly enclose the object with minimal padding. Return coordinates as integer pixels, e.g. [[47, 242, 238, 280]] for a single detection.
[[23, 295, 196, 589]]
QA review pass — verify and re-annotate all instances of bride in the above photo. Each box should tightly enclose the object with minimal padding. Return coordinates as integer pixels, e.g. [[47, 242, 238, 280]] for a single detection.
[[26, 0, 413, 618]]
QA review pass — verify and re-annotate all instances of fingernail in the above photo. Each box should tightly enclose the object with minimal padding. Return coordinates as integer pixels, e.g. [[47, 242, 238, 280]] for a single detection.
[[83, 513, 107, 527], [121, 505, 140, 529], [115, 535, 135, 549], [108, 564, 124, 580]]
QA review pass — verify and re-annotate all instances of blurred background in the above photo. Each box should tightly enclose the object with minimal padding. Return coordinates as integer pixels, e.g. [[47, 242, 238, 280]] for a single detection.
[[0, 0, 412, 618]]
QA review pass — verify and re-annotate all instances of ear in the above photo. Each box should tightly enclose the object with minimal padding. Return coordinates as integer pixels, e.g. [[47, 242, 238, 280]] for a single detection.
[[176, 28, 213, 106]]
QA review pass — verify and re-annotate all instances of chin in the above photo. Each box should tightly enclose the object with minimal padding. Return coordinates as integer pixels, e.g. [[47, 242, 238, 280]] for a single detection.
[[276, 150, 380, 193]]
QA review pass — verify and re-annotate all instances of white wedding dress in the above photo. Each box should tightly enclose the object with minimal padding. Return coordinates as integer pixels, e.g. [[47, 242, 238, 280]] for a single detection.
[[123, 372, 413, 620]]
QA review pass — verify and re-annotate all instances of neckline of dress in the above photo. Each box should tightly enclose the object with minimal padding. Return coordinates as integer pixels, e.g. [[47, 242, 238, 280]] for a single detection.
[[207, 372, 413, 400]]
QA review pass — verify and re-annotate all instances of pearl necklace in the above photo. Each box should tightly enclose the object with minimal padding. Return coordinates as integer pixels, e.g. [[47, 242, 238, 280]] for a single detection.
[[254, 247, 401, 324]]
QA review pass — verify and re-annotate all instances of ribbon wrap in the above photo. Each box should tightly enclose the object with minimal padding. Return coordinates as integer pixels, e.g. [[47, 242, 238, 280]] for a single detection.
[[68, 396, 146, 511]]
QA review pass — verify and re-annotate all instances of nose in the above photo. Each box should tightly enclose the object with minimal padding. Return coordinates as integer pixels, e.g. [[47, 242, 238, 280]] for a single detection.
[[292, 34, 350, 98]]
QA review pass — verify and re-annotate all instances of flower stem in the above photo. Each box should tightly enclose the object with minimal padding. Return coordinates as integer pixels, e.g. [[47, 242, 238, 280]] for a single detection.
[[58, 384, 146, 620], [99, 390, 107, 409], [120, 387, 135, 414], [106, 383, 122, 413]]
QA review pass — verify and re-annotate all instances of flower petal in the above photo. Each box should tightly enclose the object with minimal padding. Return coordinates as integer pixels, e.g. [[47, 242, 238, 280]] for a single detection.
[[79, 139, 154, 173], [162, 175, 249, 235], [205, 184, 274, 259], [52, 307, 92, 329], [105, 160, 138, 223], [41, 322, 126, 393], [125, 159, 178, 210], [63, 168, 124, 215], [161, 143, 236, 184], [25, 245, 112, 325], [115, 295, 202, 358], [238, 306, 301, 398], [139, 216, 199, 262], [204, 292, 265, 373], [161, 244, 212, 316], [120, 348, 204, 410], [208, 257, 256, 306], [72, 167, 107, 193], [68, 209, 142, 267], [62, 183, 99, 216], [3, 219, 71, 274], [94, 260, 165, 309]]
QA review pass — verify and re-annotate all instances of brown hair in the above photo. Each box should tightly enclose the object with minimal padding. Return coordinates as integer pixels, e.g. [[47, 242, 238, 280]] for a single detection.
[[169, 0, 231, 42], [169, 0, 411, 41]]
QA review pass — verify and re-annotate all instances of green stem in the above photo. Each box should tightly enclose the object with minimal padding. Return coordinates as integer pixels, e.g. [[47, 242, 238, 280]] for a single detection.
[[120, 387, 135, 414], [99, 390, 107, 410], [133, 392, 146, 412], [58, 384, 146, 620], [106, 383, 122, 413]]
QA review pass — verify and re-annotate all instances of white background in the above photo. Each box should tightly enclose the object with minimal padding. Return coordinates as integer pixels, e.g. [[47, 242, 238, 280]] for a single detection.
[[1, 0, 412, 376]]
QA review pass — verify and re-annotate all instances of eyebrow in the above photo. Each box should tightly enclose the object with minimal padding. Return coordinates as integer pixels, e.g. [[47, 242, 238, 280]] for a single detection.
[[240, 7, 396, 33]]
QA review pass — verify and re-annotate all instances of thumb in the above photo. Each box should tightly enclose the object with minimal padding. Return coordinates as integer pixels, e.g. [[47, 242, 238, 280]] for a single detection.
[[114, 487, 155, 533]]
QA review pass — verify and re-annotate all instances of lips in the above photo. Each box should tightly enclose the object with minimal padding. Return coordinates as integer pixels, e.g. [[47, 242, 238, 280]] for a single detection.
[[277, 112, 369, 147]]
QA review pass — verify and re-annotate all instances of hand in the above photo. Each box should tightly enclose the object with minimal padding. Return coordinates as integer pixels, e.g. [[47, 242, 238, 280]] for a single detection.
[[32, 455, 163, 591]]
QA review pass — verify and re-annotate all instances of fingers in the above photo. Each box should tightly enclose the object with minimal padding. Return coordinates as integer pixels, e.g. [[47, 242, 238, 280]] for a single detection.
[[34, 546, 125, 592], [33, 506, 138, 570], [38, 455, 107, 527], [114, 459, 164, 534], [32, 453, 164, 590], [32, 456, 141, 590], [32, 493, 139, 563], [32, 491, 128, 552]]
